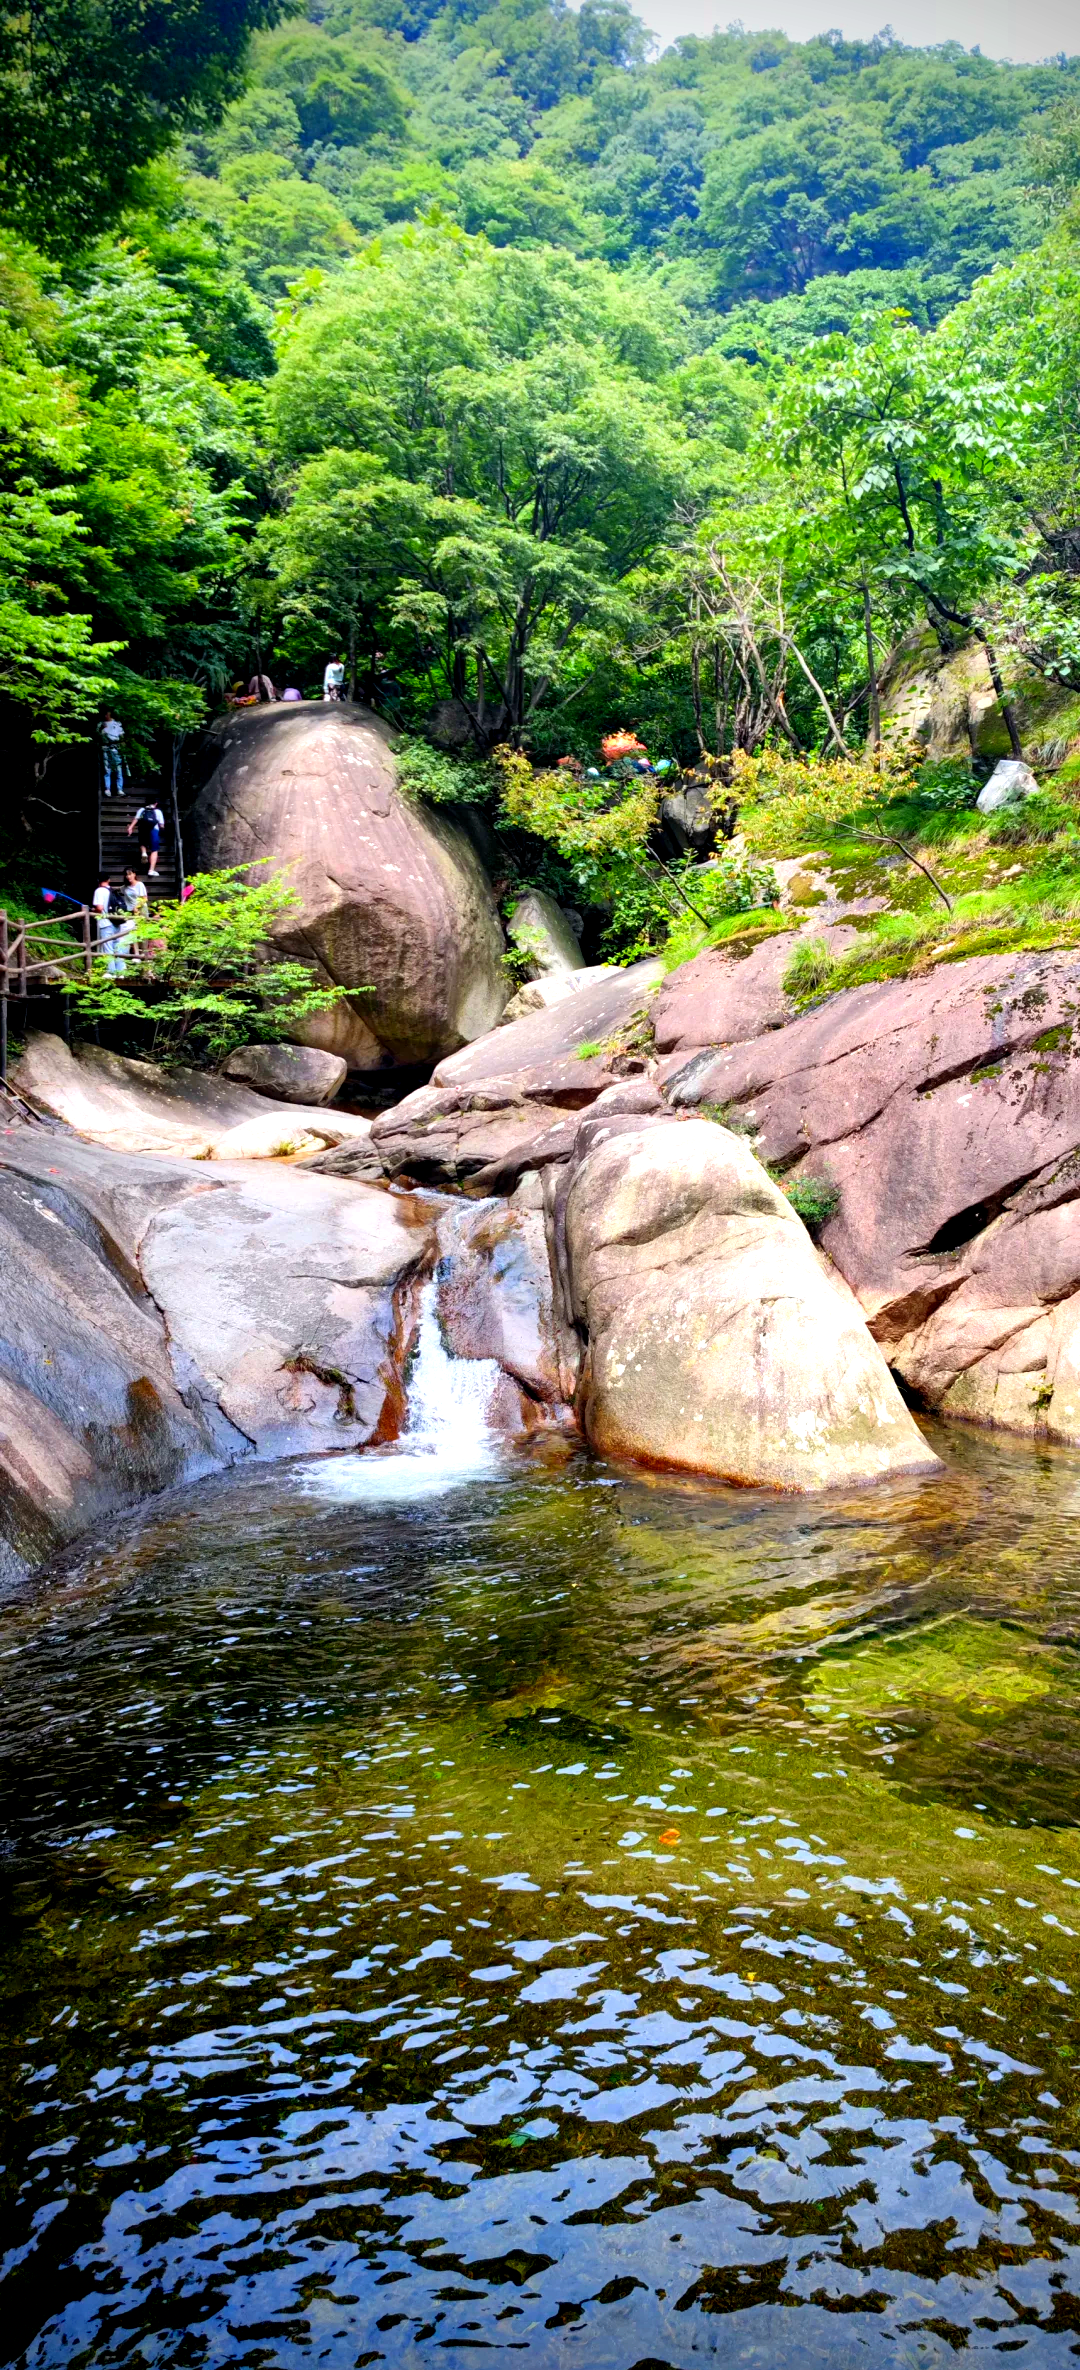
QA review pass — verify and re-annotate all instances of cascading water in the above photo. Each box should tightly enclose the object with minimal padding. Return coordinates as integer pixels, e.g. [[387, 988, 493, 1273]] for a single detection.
[[403, 1272, 503, 1467], [312, 1264, 504, 1503]]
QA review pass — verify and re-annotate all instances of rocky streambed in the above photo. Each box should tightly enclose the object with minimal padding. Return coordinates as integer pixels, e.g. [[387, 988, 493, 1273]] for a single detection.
[[8, 911, 1080, 1583]]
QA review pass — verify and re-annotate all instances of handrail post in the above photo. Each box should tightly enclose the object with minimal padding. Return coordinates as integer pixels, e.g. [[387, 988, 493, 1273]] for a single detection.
[[17, 924, 27, 1000], [0, 911, 7, 1089], [81, 902, 92, 977]]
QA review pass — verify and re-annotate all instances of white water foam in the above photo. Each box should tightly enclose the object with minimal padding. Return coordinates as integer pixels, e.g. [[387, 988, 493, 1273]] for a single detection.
[[308, 1274, 504, 1504]]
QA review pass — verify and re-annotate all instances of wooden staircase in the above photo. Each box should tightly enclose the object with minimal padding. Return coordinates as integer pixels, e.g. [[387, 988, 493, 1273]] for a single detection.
[[98, 789, 179, 902]]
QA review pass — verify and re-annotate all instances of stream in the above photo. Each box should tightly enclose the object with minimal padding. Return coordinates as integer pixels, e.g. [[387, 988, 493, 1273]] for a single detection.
[[2, 1352, 1080, 2362]]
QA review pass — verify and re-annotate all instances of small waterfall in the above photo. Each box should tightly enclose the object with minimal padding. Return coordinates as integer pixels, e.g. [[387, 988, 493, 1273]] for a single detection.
[[309, 1269, 503, 1504], [404, 1274, 502, 1467]]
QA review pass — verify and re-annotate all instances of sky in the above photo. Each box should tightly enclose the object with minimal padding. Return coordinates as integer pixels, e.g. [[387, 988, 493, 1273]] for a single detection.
[[638, 0, 1079, 61]]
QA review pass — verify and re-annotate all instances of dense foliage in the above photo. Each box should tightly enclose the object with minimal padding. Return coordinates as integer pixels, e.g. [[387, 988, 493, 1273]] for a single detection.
[[2, 0, 1080, 977]]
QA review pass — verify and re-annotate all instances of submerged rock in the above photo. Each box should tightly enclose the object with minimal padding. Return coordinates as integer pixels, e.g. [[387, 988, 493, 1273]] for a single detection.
[[193, 703, 507, 1066], [557, 1114, 939, 1491]]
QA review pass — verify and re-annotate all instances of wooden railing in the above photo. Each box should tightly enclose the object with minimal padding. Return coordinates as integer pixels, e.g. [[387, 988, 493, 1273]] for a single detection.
[[0, 905, 95, 1085]]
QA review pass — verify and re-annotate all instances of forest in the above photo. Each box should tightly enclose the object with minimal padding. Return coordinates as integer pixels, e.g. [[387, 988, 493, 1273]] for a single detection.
[[3, 0, 1080, 956]]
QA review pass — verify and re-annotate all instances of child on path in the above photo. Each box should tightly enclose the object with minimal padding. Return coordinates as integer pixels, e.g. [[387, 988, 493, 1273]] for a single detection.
[[99, 712, 125, 795]]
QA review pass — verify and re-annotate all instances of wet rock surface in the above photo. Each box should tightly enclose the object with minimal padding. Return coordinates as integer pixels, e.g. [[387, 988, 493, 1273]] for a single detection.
[[193, 703, 507, 1066], [0, 1122, 435, 1585]]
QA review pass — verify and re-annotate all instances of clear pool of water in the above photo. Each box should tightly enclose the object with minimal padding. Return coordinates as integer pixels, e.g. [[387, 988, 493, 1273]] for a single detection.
[[2, 1424, 1080, 2366]]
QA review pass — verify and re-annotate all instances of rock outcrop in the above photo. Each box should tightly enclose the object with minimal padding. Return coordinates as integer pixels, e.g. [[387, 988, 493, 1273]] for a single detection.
[[369, 958, 663, 1190], [505, 889, 584, 979], [667, 948, 1080, 1443], [193, 703, 507, 1067], [976, 758, 1040, 814], [0, 1121, 436, 1585], [553, 1110, 939, 1490], [652, 925, 858, 1064], [13, 1036, 374, 1162]]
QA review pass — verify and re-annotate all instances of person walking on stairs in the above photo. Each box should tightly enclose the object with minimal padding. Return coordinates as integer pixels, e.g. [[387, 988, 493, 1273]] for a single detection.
[[91, 873, 120, 976], [128, 799, 165, 876], [99, 711, 125, 795]]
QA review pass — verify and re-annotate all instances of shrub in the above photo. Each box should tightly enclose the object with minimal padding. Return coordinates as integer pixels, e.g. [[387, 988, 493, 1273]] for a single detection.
[[781, 936, 836, 1005], [784, 1174, 841, 1232]]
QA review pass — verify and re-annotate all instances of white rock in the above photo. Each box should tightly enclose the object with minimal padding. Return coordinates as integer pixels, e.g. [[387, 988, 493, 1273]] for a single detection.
[[975, 758, 1040, 813]]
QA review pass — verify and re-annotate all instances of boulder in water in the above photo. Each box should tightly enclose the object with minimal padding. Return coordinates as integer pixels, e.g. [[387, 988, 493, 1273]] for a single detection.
[[193, 703, 508, 1066], [558, 1113, 939, 1491]]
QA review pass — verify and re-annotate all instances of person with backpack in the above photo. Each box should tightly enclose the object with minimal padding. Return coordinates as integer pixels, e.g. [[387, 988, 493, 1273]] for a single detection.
[[99, 712, 125, 795], [128, 800, 165, 875]]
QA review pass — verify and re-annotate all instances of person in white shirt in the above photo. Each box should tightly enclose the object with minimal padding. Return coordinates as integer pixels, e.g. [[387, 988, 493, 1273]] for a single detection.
[[91, 874, 119, 975], [323, 656, 345, 701], [99, 712, 124, 795]]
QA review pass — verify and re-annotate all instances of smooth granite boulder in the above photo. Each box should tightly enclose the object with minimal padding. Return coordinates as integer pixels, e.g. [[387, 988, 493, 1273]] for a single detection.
[[222, 1043, 347, 1104], [193, 703, 507, 1066], [13, 1036, 373, 1161], [558, 1114, 939, 1491]]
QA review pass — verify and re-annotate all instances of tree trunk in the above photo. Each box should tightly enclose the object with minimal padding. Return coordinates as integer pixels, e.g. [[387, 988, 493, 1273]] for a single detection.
[[347, 618, 357, 703], [976, 630, 1024, 760], [862, 583, 881, 750]]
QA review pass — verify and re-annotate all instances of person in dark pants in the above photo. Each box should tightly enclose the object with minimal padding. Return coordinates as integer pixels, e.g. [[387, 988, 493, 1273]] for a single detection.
[[128, 800, 165, 875]]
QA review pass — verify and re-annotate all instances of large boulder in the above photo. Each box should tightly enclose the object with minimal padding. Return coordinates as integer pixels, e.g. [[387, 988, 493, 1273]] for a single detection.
[[652, 926, 858, 1062], [193, 703, 507, 1067], [13, 1036, 373, 1161], [667, 949, 1080, 1443], [369, 959, 663, 1189], [0, 1123, 437, 1584], [222, 1042, 347, 1103], [556, 1113, 939, 1491]]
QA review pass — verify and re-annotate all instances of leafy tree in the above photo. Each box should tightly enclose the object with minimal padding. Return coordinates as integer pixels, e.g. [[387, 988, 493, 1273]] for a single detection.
[[62, 866, 346, 1067], [761, 312, 1040, 753], [0, 0, 294, 252], [266, 229, 699, 743]]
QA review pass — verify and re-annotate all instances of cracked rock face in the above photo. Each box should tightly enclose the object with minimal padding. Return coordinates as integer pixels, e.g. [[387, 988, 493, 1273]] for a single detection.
[[557, 1115, 939, 1492], [669, 950, 1080, 1442], [193, 703, 507, 1067]]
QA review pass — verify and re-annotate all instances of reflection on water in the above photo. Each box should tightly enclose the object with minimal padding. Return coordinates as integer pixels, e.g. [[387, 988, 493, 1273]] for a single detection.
[[2, 1425, 1080, 2366]]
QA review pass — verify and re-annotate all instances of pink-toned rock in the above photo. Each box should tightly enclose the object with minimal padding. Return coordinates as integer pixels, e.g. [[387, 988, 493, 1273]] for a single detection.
[[668, 949, 1080, 1442], [652, 925, 857, 1059], [194, 703, 507, 1066], [370, 959, 663, 1188]]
